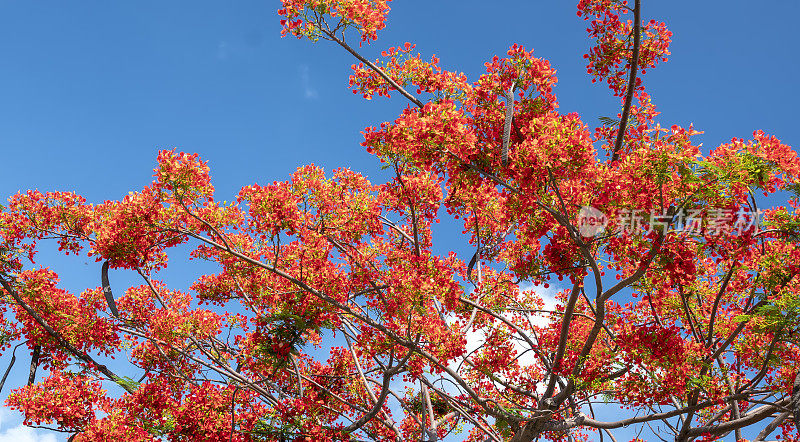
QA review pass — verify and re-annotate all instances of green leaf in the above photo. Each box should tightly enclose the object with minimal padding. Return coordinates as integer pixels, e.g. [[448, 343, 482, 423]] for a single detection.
[[112, 375, 141, 392], [495, 417, 513, 438], [598, 116, 620, 126]]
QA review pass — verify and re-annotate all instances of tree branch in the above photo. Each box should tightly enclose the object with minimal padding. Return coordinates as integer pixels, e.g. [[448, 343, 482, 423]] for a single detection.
[[610, 0, 641, 163], [321, 29, 425, 109], [0, 277, 135, 394]]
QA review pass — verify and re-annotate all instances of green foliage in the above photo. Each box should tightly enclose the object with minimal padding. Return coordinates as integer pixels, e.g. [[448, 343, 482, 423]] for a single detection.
[[738, 151, 778, 188], [112, 375, 141, 393], [598, 116, 620, 127], [407, 390, 451, 416], [495, 416, 514, 438], [736, 288, 800, 344], [146, 412, 176, 436], [762, 206, 800, 240], [250, 414, 318, 440]]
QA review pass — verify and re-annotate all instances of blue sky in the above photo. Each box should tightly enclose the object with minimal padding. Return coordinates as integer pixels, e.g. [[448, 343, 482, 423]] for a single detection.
[[1, 1, 798, 204], [0, 1, 798, 440]]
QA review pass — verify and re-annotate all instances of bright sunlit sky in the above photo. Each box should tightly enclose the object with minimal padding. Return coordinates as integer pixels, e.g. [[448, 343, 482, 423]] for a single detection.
[[0, 1, 798, 440], [1, 1, 798, 203]]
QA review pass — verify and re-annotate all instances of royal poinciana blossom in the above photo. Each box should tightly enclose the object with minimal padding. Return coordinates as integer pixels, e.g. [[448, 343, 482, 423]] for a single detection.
[[0, 1, 798, 441]]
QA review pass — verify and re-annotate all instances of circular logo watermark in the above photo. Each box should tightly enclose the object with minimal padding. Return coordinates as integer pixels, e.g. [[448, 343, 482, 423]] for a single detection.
[[577, 206, 608, 237]]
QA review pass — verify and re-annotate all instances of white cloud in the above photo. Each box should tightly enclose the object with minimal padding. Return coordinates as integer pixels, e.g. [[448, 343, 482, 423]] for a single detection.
[[216, 41, 229, 60], [0, 425, 58, 442], [519, 281, 558, 329], [450, 281, 559, 372], [0, 407, 59, 442], [299, 64, 318, 99]]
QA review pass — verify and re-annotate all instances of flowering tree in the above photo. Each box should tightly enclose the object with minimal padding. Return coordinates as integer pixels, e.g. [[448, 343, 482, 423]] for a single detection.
[[1, 1, 799, 441]]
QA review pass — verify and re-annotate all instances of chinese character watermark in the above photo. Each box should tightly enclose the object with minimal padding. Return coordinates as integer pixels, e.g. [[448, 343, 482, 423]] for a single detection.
[[575, 206, 765, 238]]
